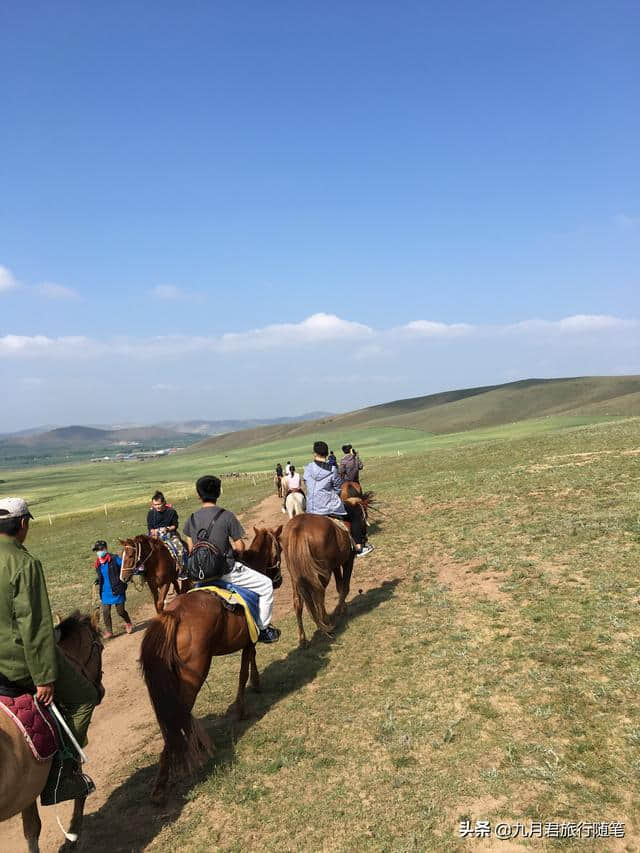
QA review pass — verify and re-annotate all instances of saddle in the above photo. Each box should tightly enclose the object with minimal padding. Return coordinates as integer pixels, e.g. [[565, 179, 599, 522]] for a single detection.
[[0, 691, 59, 761], [189, 583, 260, 644]]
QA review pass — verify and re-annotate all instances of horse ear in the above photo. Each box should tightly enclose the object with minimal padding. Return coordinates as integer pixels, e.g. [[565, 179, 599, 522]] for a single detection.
[[274, 524, 283, 540], [253, 526, 259, 535], [53, 613, 62, 627]]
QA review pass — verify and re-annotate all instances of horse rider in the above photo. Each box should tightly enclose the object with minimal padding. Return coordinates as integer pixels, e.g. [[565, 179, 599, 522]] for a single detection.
[[328, 449, 337, 468], [339, 444, 364, 484], [275, 462, 284, 497], [182, 476, 281, 642], [304, 442, 373, 557], [92, 540, 133, 638], [147, 490, 189, 580], [281, 464, 304, 513], [0, 498, 97, 804], [285, 461, 292, 476]]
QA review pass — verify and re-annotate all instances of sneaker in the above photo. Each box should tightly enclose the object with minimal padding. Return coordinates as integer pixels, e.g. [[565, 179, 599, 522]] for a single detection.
[[102, 631, 113, 640], [258, 625, 281, 644], [41, 760, 96, 806], [124, 623, 133, 635], [356, 544, 374, 558]]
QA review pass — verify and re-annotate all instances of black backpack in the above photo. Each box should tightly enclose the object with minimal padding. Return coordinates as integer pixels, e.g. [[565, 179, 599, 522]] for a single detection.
[[187, 508, 228, 583]]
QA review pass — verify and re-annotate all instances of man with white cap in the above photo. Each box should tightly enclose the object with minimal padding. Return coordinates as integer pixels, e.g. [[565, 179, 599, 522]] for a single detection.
[[0, 497, 98, 804]]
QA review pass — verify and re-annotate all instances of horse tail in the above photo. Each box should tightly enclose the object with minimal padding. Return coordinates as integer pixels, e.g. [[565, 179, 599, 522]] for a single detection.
[[284, 523, 333, 633], [139, 610, 210, 774]]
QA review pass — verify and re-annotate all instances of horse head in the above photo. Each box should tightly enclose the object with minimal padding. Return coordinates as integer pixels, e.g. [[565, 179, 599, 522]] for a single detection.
[[244, 526, 284, 589], [119, 535, 154, 582], [57, 611, 105, 704]]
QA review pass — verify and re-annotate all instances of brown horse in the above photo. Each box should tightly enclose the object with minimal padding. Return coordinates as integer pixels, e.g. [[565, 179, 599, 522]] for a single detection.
[[119, 535, 183, 612], [281, 513, 356, 647], [0, 613, 104, 852], [139, 526, 283, 803]]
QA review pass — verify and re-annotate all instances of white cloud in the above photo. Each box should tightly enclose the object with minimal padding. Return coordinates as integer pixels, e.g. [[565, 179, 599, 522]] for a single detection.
[[0, 335, 90, 357], [1, 312, 635, 362], [509, 314, 635, 334], [150, 285, 193, 301], [0, 265, 19, 293], [217, 313, 373, 352], [399, 320, 475, 337], [37, 282, 81, 301]]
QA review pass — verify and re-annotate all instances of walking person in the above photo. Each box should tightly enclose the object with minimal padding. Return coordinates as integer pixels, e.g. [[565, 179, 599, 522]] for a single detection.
[[92, 540, 132, 638]]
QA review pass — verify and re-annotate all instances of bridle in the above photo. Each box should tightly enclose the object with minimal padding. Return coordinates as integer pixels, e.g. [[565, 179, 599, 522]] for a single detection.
[[63, 623, 105, 704], [121, 538, 154, 579], [265, 531, 283, 589]]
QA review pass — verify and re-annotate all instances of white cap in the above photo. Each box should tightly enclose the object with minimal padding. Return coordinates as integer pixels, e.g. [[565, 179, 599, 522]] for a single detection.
[[0, 497, 34, 519]]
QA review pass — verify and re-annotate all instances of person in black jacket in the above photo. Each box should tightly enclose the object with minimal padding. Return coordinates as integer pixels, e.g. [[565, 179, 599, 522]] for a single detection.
[[147, 491, 179, 534]]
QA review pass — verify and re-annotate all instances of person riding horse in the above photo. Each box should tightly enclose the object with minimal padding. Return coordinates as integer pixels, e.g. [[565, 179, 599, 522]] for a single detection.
[[182, 475, 281, 643], [0, 497, 98, 804], [303, 442, 373, 557], [281, 464, 304, 513], [147, 490, 189, 580], [339, 444, 363, 484]]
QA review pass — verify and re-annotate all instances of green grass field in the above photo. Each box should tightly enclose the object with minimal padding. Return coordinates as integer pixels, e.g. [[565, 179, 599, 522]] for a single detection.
[[4, 413, 640, 849], [68, 413, 640, 851]]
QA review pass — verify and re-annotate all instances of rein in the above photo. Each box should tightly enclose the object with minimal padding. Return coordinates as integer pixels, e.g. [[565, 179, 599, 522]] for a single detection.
[[62, 624, 104, 701], [121, 539, 155, 578]]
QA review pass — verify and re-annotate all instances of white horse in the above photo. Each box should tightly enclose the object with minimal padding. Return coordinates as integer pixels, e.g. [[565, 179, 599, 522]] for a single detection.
[[285, 491, 306, 519]]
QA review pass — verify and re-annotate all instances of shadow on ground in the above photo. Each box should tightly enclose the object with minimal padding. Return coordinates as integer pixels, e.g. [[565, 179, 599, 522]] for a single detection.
[[75, 579, 400, 853]]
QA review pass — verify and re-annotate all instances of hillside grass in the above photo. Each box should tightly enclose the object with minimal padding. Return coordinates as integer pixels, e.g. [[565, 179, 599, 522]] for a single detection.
[[14, 414, 640, 850], [2, 415, 625, 521]]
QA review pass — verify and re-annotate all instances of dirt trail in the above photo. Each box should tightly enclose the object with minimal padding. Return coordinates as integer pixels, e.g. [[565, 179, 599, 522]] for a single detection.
[[4, 494, 295, 853]]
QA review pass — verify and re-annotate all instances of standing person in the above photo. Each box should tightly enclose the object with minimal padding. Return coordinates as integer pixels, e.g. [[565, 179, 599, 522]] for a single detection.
[[282, 464, 304, 513], [304, 442, 373, 556], [0, 497, 97, 803], [92, 540, 132, 639], [182, 475, 281, 642], [339, 444, 364, 483], [328, 449, 337, 467]]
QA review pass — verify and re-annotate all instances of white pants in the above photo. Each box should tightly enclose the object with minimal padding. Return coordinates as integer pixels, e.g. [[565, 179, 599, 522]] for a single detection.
[[220, 562, 274, 629]]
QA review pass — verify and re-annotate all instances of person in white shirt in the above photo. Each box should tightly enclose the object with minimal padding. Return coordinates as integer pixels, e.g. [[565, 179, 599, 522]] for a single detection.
[[282, 465, 303, 511]]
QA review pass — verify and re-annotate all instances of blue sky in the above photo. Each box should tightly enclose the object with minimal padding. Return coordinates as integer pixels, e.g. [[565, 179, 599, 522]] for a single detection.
[[1, 1, 638, 430]]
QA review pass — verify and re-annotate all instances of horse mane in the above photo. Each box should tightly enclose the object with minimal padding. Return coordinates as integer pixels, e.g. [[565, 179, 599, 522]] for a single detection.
[[57, 611, 95, 640]]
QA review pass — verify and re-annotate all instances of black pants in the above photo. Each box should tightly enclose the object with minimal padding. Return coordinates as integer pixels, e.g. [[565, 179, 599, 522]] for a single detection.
[[102, 602, 131, 633], [331, 503, 366, 547]]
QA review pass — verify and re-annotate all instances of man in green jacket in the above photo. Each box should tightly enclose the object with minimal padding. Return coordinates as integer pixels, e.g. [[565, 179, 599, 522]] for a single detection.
[[0, 497, 97, 804]]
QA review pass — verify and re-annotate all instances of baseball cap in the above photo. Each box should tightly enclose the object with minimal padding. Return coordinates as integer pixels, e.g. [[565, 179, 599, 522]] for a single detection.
[[0, 497, 34, 520], [92, 540, 108, 552]]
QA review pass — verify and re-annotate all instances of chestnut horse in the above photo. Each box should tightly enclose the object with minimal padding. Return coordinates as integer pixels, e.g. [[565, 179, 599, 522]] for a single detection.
[[139, 526, 283, 803], [119, 535, 183, 612], [281, 513, 356, 647], [0, 613, 104, 853]]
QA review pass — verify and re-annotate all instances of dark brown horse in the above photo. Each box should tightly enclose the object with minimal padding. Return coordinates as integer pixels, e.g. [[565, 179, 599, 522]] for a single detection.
[[119, 535, 183, 612], [0, 613, 104, 852], [139, 525, 283, 803], [281, 513, 356, 647]]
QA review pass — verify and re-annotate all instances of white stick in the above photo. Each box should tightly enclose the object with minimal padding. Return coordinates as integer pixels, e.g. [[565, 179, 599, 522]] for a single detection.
[[104, 504, 108, 517], [48, 514, 53, 526], [48, 701, 89, 764]]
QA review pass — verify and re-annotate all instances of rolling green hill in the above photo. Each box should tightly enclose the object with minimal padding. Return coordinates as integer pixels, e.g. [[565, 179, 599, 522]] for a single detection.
[[191, 375, 640, 453]]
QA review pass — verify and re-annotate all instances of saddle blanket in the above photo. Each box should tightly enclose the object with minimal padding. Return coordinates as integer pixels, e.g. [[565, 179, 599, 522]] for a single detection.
[[190, 582, 260, 644], [0, 693, 59, 761], [159, 533, 188, 570]]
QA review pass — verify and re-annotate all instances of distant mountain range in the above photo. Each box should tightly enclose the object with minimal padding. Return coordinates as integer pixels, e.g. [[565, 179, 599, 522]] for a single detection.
[[190, 375, 640, 454], [0, 412, 333, 450]]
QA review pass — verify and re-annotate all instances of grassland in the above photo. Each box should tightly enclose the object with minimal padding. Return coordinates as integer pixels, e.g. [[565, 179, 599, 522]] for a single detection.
[[5, 412, 640, 849]]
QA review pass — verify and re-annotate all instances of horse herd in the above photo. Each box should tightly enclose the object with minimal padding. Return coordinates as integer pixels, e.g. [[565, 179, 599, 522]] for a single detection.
[[2, 481, 373, 852]]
